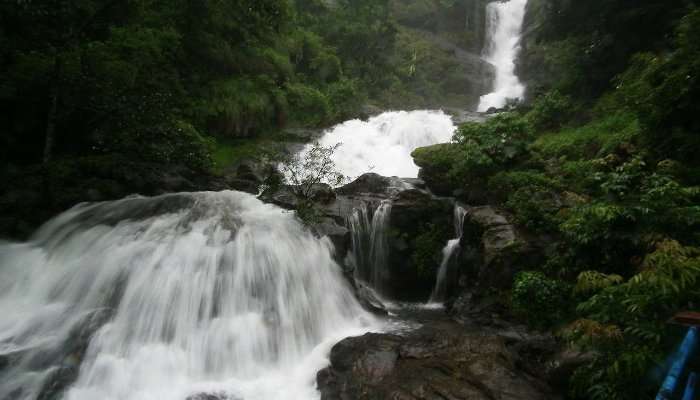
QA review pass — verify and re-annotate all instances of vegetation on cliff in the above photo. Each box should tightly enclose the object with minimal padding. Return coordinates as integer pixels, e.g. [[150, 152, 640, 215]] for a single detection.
[[413, 5, 700, 399]]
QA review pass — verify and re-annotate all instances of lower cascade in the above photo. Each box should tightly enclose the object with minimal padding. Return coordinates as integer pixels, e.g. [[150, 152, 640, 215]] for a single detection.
[[0, 191, 377, 400], [428, 205, 468, 304], [347, 201, 392, 295]]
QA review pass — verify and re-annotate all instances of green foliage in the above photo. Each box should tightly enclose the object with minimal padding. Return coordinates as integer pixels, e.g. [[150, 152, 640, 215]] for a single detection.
[[278, 142, 345, 225], [613, 8, 700, 165], [525, 90, 575, 131], [512, 271, 569, 327], [488, 170, 560, 198], [568, 240, 700, 399], [97, 119, 214, 171], [0, 0, 402, 171], [451, 113, 533, 184], [574, 271, 624, 296], [285, 82, 332, 126], [531, 113, 640, 161]]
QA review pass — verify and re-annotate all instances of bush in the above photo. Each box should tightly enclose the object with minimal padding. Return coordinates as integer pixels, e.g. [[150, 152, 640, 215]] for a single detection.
[[285, 82, 332, 126], [96, 119, 214, 171], [531, 113, 640, 161], [488, 170, 560, 199], [512, 271, 569, 327], [525, 90, 575, 132], [568, 240, 700, 400], [450, 113, 533, 184]]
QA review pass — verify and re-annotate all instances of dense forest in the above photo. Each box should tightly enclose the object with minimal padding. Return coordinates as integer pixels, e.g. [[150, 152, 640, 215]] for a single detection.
[[2, 0, 700, 399], [0, 0, 491, 237]]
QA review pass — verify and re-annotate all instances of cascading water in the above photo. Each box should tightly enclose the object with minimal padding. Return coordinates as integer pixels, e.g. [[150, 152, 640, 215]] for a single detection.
[[477, 0, 529, 112], [347, 201, 392, 295], [303, 110, 456, 179], [0, 191, 377, 400], [428, 205, 468, 304]]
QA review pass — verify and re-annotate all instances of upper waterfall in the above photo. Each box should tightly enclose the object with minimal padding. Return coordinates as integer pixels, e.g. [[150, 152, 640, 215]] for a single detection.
[[0, 191, 377, 400], [478, 0, 529, 111], [301, 110, 456, 180]]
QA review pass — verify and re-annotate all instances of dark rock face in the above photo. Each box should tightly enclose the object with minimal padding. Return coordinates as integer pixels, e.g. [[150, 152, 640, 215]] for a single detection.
[[385, 189, 455, 300], [516, 0, 557, 100], [460, 206, 543, 289], [186, 393, 240, 400], [336, 173, 393, 196], [317, 322, 559, 400]]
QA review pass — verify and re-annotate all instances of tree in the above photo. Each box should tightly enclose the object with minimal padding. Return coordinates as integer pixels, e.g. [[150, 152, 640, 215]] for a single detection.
[[278, 142, 346, 223]]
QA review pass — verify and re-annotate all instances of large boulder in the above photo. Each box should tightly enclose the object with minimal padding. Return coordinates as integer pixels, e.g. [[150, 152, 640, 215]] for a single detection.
[[317, 322, 559, 400], [459, 206, 542, 289], [411, 143, 462, 197]]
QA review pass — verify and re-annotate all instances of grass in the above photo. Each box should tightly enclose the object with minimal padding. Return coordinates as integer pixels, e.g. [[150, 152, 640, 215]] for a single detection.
[[532, 112, 641, 160]]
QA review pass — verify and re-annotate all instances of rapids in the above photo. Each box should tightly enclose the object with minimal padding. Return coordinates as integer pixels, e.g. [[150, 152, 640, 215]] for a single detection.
[[0, 191, 378, 400]]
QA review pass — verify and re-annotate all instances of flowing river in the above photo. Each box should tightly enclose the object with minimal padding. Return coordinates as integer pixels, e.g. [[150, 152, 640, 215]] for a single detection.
[[0, 192, 378, 400], [0, 1, 529, 399]]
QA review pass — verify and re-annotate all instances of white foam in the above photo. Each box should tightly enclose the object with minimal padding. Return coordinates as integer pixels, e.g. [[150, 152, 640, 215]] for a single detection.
[[303, 110, 456, 180], [478, 0, 529, 111]]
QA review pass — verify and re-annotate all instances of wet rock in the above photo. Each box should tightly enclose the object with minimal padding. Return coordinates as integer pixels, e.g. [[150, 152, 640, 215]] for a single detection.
[[311, 217, 350, 263], [461, 206, 541, 289], [186, 393, 240, 400], [317, 322, 559, 400], [225, 178, 260, 194], [260, 184, 298, 209], [546, 348, 598, 391], [336, 173, 393, 196], [355, 283, 388, 316]]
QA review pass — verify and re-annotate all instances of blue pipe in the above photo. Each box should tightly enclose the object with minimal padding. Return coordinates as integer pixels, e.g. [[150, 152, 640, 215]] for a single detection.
[[682, 372, 697, 400], [657, 327, 699, 400]]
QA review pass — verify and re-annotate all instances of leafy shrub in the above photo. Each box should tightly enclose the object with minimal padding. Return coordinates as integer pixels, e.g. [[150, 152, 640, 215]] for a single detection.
[[614, 8, 700, 164], [488, 170, 561, 197], [285, 82, 332, 126], [525, 90, 575, 131], [568, 240, 700, 400], [506, 186, 562, 233], [97, 119, 214, 171], [512, 271, 569, 327], [450, 113, 533, 184], [488, 171, 563, 233], [531, 113, 640, 160]]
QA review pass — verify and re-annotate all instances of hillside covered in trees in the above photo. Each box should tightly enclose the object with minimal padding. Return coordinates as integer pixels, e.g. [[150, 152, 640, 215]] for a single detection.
[[1, 1, 700, 399]]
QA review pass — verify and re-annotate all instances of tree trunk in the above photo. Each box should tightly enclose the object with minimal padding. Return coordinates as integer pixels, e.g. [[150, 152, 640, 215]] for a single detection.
[[43, 53, 62, 164]]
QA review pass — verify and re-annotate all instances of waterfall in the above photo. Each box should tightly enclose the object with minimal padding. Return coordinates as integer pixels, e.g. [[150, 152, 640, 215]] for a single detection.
[[347, 201, 392, 294], [477, 0, 528, 112], [0, 191, 377, 400], [301, 110, 456, 180], [428, 205, 468, 304]]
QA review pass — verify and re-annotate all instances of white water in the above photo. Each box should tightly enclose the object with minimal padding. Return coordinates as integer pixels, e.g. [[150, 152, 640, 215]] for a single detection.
[[428, 205, 468, 304], [304, 110, 456, 180], [0, 192, 378, 400], [347, 201, 392, 294], [478, 0, 528, 111]]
